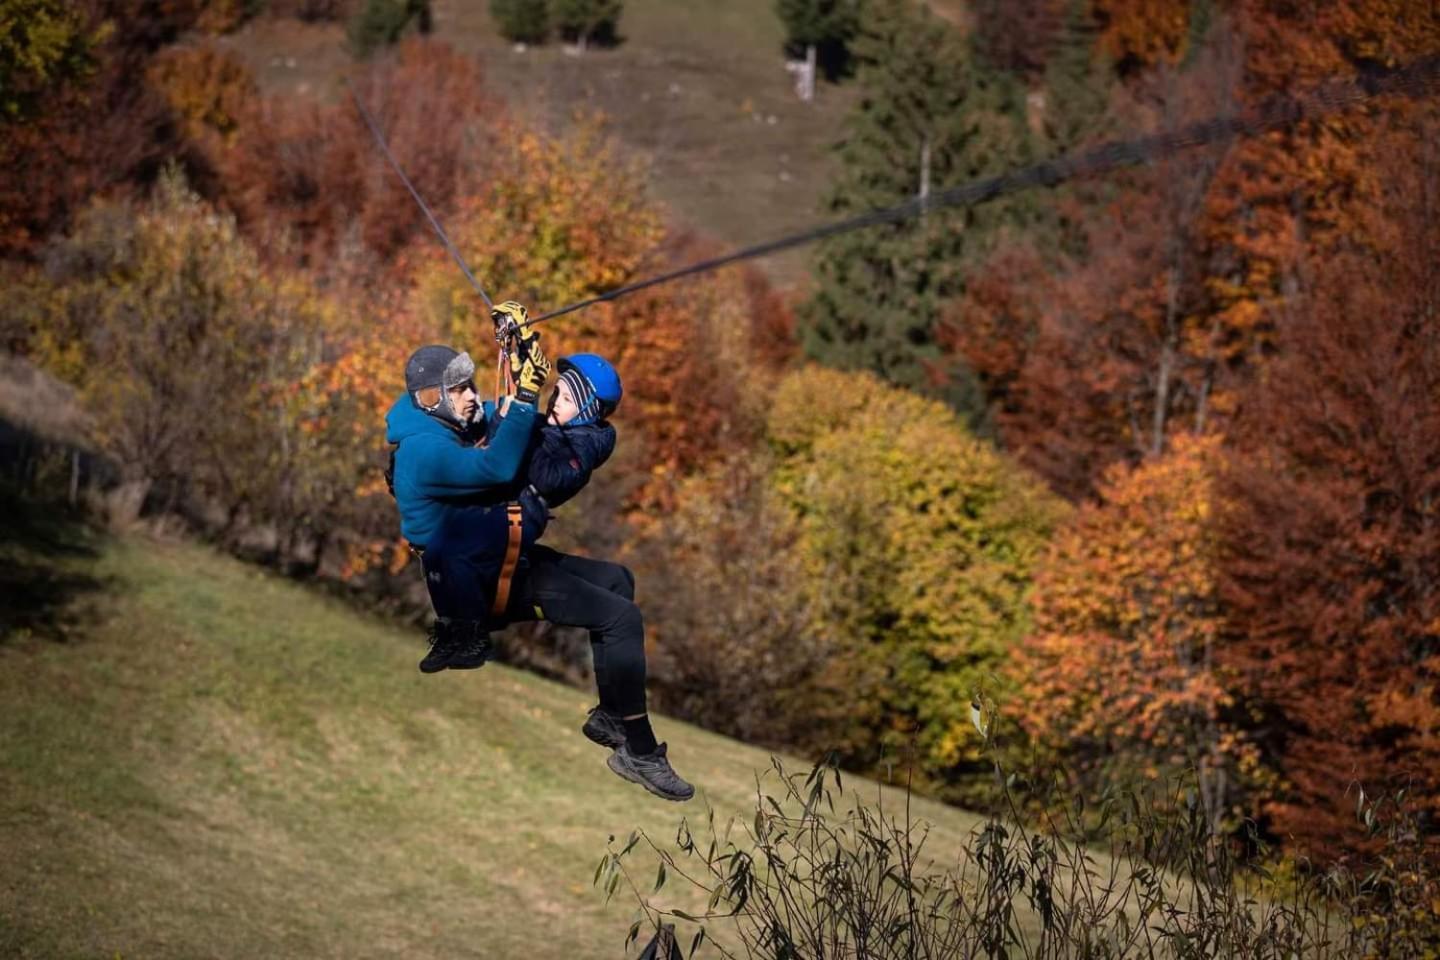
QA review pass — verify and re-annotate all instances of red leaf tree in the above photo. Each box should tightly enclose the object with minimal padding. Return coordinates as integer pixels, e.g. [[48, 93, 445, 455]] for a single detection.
[[1217, 111, 1440, 859]]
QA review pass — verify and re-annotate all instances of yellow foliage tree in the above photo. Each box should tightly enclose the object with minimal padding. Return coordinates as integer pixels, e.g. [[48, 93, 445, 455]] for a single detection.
[[18, 170, 335, 532], [767, 366, 1064, 794]]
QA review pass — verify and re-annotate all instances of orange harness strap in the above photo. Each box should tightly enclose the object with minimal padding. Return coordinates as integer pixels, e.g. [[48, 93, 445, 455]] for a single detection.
[[491, 502, 524, 617]]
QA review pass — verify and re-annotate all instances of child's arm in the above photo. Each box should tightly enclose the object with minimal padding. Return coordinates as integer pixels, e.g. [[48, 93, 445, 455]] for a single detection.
[[526, 423, 616, 509]]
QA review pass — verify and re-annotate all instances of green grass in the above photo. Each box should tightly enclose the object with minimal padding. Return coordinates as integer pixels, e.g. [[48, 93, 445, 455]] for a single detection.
[[0, 517, 1006, 958]]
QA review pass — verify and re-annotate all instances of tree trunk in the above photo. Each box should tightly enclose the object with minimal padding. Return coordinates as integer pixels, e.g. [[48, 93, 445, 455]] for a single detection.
[[797, 44, 816, 102], [919, 136, 932, 219], [105, 471, 152, 529], [1150, 265, 1180, 456]]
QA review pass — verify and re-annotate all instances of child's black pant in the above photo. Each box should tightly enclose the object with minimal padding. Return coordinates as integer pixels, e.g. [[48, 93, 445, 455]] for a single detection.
[[502, 545, 648, 718]]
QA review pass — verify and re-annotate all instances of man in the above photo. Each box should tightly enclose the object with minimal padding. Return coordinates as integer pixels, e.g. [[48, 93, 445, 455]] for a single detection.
[[384, 302, 692, 802]]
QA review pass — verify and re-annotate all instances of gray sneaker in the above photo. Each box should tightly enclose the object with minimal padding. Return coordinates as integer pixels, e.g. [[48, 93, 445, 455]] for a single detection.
[[607, 742, 694, 802], [581, 706, 627, 749]]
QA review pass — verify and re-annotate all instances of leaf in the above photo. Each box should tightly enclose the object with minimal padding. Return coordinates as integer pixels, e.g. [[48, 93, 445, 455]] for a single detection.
[[969, 700, 988, 738]]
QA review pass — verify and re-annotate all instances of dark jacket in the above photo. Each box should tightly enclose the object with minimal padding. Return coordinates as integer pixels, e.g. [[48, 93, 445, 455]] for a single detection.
[[384, 395, 538, 548], [518, 421, 617, 539]]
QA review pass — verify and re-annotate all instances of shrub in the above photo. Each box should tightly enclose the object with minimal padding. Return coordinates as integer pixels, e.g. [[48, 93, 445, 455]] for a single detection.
[[19, 169, 334, 529], [489, 0, 549, 44], [599, 747, 1440, 958]]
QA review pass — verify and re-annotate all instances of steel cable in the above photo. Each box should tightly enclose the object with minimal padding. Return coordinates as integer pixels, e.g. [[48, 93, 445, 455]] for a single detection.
[[346, 77, 495, 311], [530, 53, 1440, 326]]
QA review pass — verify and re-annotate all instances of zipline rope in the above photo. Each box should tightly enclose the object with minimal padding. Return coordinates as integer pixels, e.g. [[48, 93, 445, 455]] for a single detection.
[[530, 53, 1440, 325], [346, 78, 494, 311]]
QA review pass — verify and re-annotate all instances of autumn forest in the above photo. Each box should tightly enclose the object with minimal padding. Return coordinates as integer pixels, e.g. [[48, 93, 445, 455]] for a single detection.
[[2, 0, 1437, 888]]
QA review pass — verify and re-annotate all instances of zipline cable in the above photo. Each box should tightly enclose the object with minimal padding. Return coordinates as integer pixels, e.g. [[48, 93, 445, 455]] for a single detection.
[[346, 78, 494, 311], [530, 52, 1440, 326]]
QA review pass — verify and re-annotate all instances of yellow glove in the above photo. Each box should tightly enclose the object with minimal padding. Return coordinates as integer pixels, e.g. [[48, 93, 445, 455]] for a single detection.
[[509, 331, 551, 405], [492, 300, 549, 404], [491, 300, 532, 347]]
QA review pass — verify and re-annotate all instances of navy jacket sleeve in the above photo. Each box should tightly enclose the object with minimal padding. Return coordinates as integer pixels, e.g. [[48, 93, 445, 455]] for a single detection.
[[526, 422, 616, 509], [408, 401, 539, 497]]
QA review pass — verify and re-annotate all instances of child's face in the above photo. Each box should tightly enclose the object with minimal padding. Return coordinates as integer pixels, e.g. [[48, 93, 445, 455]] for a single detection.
[[549, 379, 581, 426]]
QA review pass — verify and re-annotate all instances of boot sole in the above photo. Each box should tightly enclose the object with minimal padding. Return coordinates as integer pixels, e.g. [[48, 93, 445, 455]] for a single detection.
[[447, 659, 488, 670], [582, 723, 626, 749], [606, 752, 694, 802]]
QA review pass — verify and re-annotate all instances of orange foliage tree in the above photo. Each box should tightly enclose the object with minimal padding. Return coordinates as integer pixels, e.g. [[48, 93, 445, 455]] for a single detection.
[[215, 38, 503, 271], [414, 129, 779, 512], [0, 0, 207, 257], [1092, 0, 1192, 72], [1194, 0, 1440, 398], [1009, 434, 1263, 830], [1217, 114, 1440, 859]]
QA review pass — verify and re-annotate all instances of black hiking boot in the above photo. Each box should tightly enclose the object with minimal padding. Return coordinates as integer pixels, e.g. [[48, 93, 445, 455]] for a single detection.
[[419, 618, 492, 674], [581, 706, 627, 749], [606, 742, 694, 802]]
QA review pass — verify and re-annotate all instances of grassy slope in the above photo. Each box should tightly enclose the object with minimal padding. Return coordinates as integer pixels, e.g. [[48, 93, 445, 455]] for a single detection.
[[221, 0, 860, 291], [1, 520, 1005, 959]]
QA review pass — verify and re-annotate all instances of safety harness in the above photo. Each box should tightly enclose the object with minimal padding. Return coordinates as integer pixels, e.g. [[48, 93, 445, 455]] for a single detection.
[[488, 322, 525, 619]]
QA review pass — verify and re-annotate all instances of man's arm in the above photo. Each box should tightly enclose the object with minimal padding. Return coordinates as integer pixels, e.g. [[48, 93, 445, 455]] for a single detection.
[[410, 401, 539, 495]]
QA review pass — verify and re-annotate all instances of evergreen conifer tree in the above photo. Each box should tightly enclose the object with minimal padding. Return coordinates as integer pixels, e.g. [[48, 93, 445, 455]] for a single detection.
[[775, 0, 862, 81], [490, 0, 549, 44], [552, 0, 622, 50], [348, 0, 432, 57], [801, 0, 1033, 397]]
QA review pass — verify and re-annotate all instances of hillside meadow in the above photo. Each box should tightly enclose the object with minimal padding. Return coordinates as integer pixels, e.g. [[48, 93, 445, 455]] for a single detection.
[[1, 508, 1018, 958]]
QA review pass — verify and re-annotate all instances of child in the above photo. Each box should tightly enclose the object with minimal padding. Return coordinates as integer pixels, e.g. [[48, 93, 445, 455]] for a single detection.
[[507, 354, 694, 801], [515, 353, 621, 543]]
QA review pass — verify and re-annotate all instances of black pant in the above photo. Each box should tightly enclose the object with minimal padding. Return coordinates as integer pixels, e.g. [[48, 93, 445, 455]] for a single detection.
[[502, 545, 648, 718], [421, 505, 647, 716]]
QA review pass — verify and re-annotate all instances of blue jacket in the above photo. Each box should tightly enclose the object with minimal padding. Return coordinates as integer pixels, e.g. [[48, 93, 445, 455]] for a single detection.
[[384, 394, 538, 548]]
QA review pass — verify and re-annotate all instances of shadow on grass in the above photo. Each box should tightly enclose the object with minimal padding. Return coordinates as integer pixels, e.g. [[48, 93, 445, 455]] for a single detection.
[[0, 472, 107, 648]]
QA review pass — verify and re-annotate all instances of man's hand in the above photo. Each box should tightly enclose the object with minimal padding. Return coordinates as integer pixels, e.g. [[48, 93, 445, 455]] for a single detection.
[[492, 300, 549, 404], [491, 300, 531, 346]]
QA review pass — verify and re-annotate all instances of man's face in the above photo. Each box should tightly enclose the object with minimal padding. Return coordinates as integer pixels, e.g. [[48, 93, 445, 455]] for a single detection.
[[548, 378, 580, 426], [447, 381, 478, 424]]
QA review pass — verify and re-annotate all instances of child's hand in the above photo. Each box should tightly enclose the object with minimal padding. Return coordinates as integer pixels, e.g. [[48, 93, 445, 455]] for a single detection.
[[510, 335, 551, 404]]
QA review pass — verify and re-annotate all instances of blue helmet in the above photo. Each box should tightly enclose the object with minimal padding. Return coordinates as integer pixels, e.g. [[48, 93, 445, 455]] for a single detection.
[[556, 353, 622, 425]]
